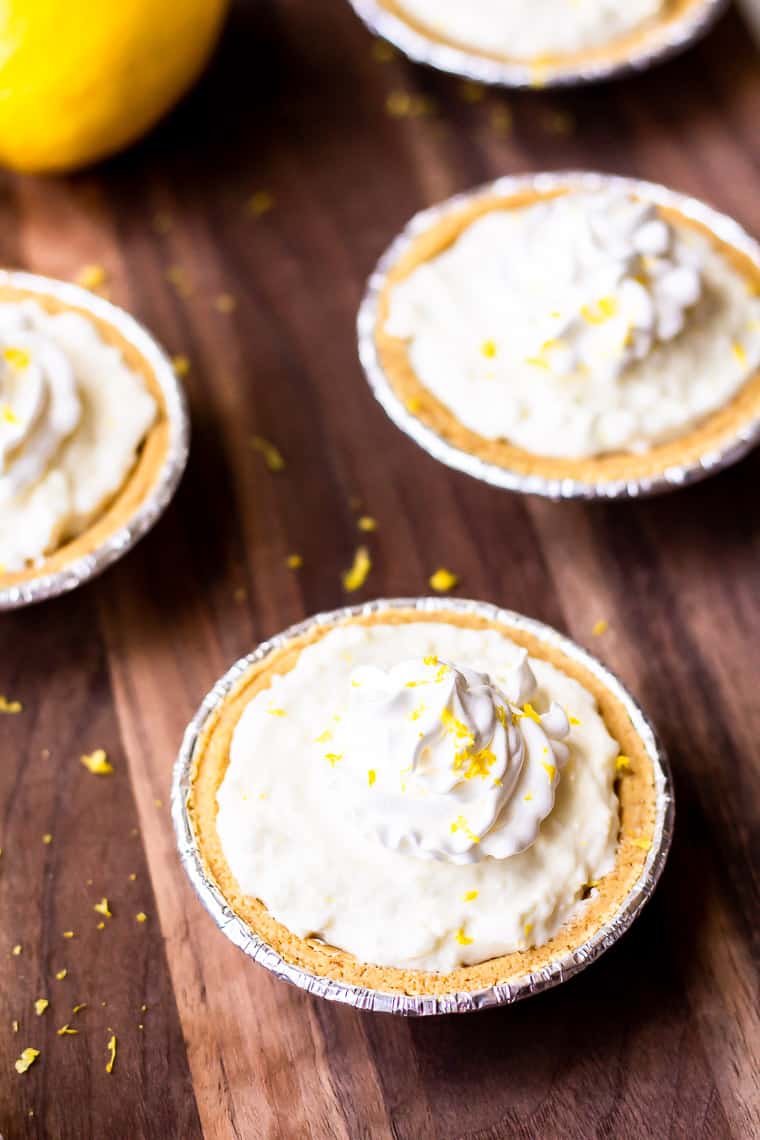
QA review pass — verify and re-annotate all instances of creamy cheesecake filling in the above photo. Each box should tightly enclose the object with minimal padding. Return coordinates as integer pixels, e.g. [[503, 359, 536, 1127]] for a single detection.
[[390, 0, 665, 60], [384, 190, 760, 459], [0, 300, 157, 572], [215, 622, 620, 972]]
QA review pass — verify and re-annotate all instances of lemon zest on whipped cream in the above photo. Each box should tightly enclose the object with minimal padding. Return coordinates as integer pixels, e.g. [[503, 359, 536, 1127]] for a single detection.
[[463, 890, 478, 902], [480, 339, 497, 358], [3, 346, 30, 370], [342, 546, 371, 592], [542, 762, 557, 781], [732, 341, 748, 366], [450, 815, 480, 844], [455, 927, 474, 946], [581, 296, 618, 324], [517, 702, 542, 725], [324, 753, 343, 767], [367, 769, 377, 787]]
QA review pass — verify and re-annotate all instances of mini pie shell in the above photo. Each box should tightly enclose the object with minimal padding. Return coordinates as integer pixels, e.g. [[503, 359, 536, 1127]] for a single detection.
[[189, 607, 658, 997], [374, 188, 760, 487], [378, 0, 711, 73], [0, 284, 169, 587]]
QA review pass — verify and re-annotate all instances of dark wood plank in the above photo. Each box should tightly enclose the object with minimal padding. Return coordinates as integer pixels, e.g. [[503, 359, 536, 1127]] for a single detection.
[[2, 0, 759, 1135]]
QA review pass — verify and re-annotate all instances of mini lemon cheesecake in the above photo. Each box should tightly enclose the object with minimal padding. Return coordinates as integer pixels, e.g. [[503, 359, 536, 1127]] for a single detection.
[[189, 605, 661, 997], [0, 285, 168, 586], [371, 182, 760, 491], [374, 0, 717, 77]]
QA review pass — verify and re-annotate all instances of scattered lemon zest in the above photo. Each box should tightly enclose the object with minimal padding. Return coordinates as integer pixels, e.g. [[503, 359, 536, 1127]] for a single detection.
[[55, 969, 67, 980], [75, 264, 107, 291], [0, 695, 22, 713], [591, 619, 609, 636], [247, 190, 274, 216], [459, 80, 484, 103], [615, 754, 631, 771], [15, 1047, 39, 1074], [80, 748, 113, 775], [71, 1003, 87, 1014], [34, 999, 48, 1016], [267, 708, 286, 717], [12, 1019, 18, 1033], [342, 546, 371, 592], [166, 264, 193, 298], [386, 91, 436, 118], [526, 354, 550, 370], [286, 553, 303, 569], [463, 890, 478, 902], [314, 729, 332, 744], [371, 38, 396, 62], [135, 912, 147, 924], [62, 931, 74, 939], [12, 944, 22, 956], [171, 354, 190, 377], [524, 921, 534, 937], [542, 761, 557, 781], [490, 105, 513, 134], [409, 703, 426, 722], [455, 927, 474, 946], [214, 292, 237, 314], [367, 769, 377, 787], [42, 833, 52, 845], [569, 715, 581, 726], [480, 339, 497, 358], [105, 1034, 117, 1074], [429, 568, 458, 593], [357, 515, 377, 532], [93, 899, 112, 918], [523, 792, 533, 802], [250, 435, 285, 472], [96, 922, 105, 931], [57, 1024, 78, 1036], [324, 753, 343, 767]]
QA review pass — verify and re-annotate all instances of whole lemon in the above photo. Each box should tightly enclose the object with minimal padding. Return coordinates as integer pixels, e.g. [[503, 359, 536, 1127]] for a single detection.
[[0, 0, 229, 174]]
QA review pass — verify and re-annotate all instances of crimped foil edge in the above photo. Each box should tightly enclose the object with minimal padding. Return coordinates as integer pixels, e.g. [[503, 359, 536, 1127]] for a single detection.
[[0, 271, 190, 610], [172, 596, 674, 1016], [357, 170, 760, 501], [347, 0, 728, 88]]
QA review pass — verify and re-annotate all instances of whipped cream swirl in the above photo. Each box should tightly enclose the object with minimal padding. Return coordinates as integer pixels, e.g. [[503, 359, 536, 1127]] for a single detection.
[[0, 327, 81, 504], [327, 652, 570, 864]]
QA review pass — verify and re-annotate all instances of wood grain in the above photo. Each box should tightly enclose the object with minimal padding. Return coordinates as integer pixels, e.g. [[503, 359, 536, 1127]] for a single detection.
[[1, 0, 759, 1136]]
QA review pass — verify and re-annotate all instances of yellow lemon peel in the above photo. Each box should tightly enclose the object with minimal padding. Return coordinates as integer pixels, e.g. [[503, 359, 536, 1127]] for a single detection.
[[429, 568, 459, 593], [80, 749, 113, 775], [342, 546, 371, 592], [15, 1047, 39, 1074]]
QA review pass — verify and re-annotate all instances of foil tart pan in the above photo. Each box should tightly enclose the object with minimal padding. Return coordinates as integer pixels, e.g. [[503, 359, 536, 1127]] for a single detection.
[[172, 596, 674, 1016], [0, 270, 190, 610], [357, 170, 760, 500], [347, 0, 728, 88]]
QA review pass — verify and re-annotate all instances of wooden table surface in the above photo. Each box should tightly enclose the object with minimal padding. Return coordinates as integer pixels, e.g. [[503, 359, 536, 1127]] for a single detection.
[[2, 2, 759, 1136]]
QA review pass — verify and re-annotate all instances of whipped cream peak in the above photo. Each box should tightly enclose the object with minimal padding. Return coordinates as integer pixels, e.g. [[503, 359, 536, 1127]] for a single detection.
[[0, 326, 81, 503], [327, 651, 570, 864]]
